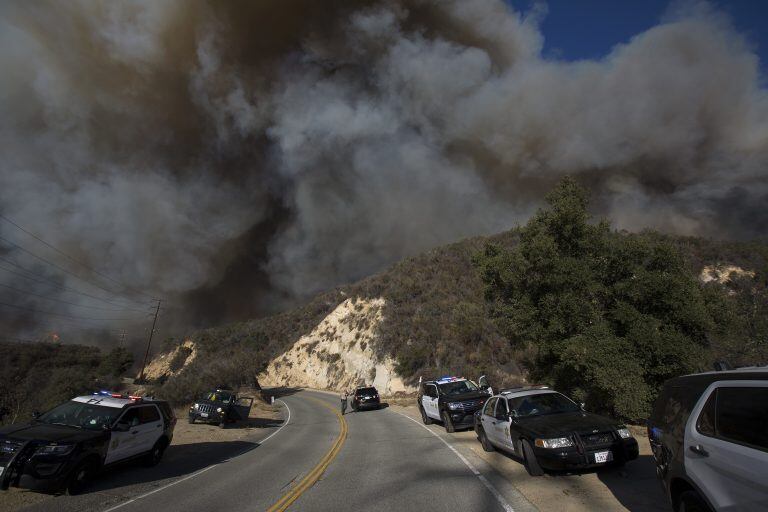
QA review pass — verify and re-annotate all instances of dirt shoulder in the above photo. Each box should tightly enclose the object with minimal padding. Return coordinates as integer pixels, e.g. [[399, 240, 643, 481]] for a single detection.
[[392, 404, 668, 512]]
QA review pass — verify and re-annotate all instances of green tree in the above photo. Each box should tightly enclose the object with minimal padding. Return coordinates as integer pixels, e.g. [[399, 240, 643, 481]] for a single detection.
[[475, 177, 712, 420]]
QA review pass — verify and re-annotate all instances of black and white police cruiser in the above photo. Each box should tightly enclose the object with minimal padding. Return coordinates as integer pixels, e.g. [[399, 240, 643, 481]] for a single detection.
[[418, 376, 491, 433], [474, 386, 638, 476], [0, 391, 175, 494]]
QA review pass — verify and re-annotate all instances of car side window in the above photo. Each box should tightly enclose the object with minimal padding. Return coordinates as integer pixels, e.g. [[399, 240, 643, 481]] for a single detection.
[[716, 387, 768, 452], [484, 397, 497, 416], [139, 406, 161, 424], [696, 389, 717, 437], [496, 399, 508, 419], [119, 408, 141, 427], [427, 385, 437, 398]]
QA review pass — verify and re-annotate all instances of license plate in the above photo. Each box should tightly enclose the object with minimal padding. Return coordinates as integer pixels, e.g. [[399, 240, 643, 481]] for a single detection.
[[594, 450, 612, 464], [200, 412, 209, 418]]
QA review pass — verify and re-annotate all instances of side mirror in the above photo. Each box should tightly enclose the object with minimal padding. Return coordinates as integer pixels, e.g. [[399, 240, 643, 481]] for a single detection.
[[31, 411, 40, 419], [580, 402, 586, 411], [113, 422, 130, 432]]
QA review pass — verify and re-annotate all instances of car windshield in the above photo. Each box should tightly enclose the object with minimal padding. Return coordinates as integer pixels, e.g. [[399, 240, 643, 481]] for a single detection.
[[509, 393, 580, 418], [357, 387, 377, 395], [202, 391, 233, 403], [38, 401, 123, 431], [438, 380, 479, 395]]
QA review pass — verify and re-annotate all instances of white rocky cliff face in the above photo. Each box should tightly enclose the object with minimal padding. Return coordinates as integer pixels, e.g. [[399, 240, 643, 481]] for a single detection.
[[258, 297, 415, 395]]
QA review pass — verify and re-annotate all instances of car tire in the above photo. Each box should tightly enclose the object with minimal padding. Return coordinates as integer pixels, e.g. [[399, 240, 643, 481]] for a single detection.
[[522, 439, 544, 477], [678, 490, 712, 512], [66, 459, 96, 495], [219, 421, 226, 429], [420, 406, 433, 425], [143, 439, 168, 467], [479, 429, 495, 452], [441, 411, 455, 433], [188, 416, 195, 424]]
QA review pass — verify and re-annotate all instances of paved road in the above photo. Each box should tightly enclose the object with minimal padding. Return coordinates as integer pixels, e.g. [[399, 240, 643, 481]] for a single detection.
[[16, 390, 535, 512]]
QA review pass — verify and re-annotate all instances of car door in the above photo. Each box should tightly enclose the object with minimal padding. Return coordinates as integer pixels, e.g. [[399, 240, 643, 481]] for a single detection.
[[480, 397, 498, 444], [492, 398, 516, 454], [135, 405, 164, 453], [105, 408, 141, 464], [685, 381, 768, 512], [233, 397, 253, 420], [423, 384, 440, 420]]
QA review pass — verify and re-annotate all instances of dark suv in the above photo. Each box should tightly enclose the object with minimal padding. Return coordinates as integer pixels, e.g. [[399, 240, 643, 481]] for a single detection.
[[188, 389, 253, 428], [648, 368, 768, 512], [0, 392, 175, 494], [351, 387, 380, 411]]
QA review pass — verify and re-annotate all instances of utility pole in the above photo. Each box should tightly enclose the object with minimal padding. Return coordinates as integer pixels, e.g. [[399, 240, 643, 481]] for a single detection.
[[139, 299, 162, 382]]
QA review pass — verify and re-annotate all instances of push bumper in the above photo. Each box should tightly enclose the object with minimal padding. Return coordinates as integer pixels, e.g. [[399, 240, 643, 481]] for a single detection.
[[448, 412, 480, 428], [534, 438, 639, 471], [189, 412, 224, 424]]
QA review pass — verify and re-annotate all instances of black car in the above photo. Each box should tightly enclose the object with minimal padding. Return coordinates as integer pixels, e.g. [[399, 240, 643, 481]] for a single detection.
[[418, 377, 491, 433], [474, 387, 638, 475], [351, 386, 380, 411], [0, 392, 175, 494], [188, 388, 253, 428], [647, 368, 768, 512]]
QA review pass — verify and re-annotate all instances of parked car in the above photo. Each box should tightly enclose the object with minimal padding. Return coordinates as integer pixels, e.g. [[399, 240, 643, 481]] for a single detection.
[[648, 367, 768, 512], [351, 386, 380, 411], [418, 376, 491, 433], [474, 386, 638, 476], [0, 391, 175, 494], [188, 388, 253, 428]]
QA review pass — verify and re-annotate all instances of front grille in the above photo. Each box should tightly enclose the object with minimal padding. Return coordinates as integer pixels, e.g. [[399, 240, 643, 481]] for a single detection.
[[197, 404, 214, 414], [449, 399, 485, 411], [581, 431, 615, 448]]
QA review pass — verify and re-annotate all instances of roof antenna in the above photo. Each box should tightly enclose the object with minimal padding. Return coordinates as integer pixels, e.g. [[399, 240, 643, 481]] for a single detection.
[[713, 361, 732, 372]]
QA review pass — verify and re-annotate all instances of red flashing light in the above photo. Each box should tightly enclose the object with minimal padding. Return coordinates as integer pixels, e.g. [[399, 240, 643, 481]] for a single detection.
[[111, 393, 123, 398], [129, 396, 142, 401]]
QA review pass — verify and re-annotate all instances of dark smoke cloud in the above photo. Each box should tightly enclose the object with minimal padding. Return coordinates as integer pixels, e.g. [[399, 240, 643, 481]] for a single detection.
[[0, 0, 766, 339]]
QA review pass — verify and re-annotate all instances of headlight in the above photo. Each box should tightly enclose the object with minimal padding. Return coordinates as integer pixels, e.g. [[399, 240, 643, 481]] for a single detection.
[[193, 403, 200, 410], [36, 443, 75, 456], [447, 402, 462, 410], [617, 428, 632, 439], [216, 407, 223, 413], [535, 437, 574, 449]]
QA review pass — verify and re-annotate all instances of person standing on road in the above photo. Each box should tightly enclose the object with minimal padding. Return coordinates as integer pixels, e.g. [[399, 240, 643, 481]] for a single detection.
[[340, 390, 348, 415]]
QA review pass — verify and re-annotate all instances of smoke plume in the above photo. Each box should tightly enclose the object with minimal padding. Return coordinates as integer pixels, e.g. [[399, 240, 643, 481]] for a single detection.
[[0, 0, 766, 340]]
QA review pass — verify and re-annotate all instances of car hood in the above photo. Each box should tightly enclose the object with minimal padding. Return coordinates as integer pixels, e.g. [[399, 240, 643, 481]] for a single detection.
[[0, 423, 103, 443], [516, 412, 621, 437], [442, 391, 489, 403]]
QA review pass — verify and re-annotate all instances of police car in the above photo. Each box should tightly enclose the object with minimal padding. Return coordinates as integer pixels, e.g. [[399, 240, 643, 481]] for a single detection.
[[0, 391, 175, 494], [474, 386, 638, 476], [418, 376, 491, 433]]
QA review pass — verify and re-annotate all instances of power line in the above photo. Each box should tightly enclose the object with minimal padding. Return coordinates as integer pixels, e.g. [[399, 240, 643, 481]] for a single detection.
[[0, 299, 152, 323], [0, 234, 150, 306], [0, 213, 157, 301], [0, 282, 146, 312], [0, 258, 153, 312]]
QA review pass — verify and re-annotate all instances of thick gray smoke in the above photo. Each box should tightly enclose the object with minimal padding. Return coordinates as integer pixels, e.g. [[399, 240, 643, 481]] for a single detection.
[[0, 0, 766, 339]]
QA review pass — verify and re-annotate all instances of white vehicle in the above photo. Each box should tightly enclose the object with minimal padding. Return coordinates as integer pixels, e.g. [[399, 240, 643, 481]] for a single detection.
[[649, 367, 768, 512], [418, 376, 491, 432]]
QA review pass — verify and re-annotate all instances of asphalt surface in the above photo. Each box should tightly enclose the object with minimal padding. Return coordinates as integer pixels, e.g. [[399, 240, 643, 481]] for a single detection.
[[13, 389, 537, 512]]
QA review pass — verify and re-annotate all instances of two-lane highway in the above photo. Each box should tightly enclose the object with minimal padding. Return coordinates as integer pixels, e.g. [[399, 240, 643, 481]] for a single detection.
[[16, 390, 537, 512]]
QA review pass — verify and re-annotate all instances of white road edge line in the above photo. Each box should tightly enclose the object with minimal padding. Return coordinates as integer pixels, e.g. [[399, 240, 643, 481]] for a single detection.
[[395, 411, 515, 512], [103, 399, 292, 512]]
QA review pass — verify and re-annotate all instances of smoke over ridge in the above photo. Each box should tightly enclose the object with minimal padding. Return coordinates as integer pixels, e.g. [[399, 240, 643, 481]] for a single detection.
[[0, 0, 766, 337]]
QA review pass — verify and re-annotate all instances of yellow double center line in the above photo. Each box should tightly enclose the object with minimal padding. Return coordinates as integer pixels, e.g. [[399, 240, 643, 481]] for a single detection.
[[266, 396, 348, 512]]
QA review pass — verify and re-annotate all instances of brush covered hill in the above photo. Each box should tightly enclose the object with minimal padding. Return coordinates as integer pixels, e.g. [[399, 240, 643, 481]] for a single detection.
[[155, 180, 768, 421]]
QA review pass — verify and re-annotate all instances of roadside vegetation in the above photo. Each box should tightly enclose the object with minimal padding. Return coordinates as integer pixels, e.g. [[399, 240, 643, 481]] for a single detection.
[[0, 342, 132, 424]]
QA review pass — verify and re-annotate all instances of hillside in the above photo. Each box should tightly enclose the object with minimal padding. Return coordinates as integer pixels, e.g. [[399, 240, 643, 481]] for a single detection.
[[152, 220, 768, 415]]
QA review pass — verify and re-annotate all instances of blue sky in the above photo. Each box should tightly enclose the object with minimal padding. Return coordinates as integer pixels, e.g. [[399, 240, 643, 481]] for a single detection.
[[510, 0, 768, 74]]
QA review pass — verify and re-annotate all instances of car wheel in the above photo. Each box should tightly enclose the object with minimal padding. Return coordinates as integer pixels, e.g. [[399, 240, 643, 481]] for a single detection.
[[143, 439, 167, 467], [219, 421, 226, 429], [66, 459, 96, 495], [678, 490, 712, 512], [479, 429, 495, 452], [522, 439, 544, 476], [441, 411, 455, 433], [188, 416, 195, 424], [420, 406, 433, 425]]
